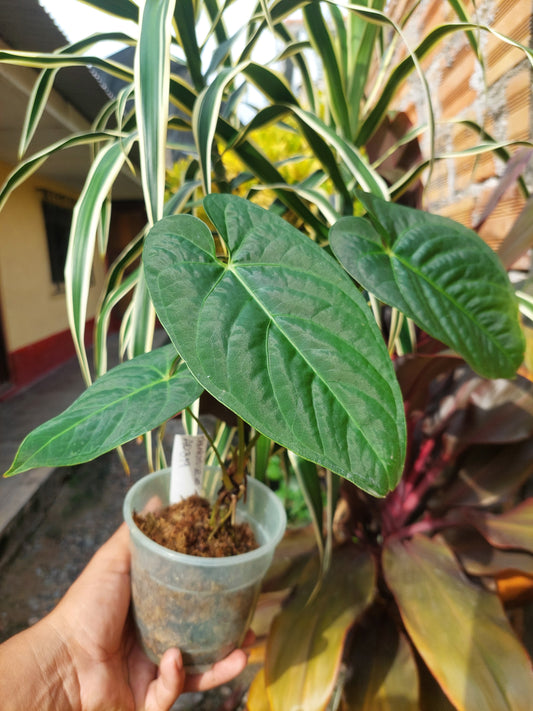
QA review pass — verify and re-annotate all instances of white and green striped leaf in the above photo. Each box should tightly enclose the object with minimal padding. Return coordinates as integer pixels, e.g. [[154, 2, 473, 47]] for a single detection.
[[303, 2, 351, 139], [94, 269, 139, 377], [19, 29, 135, 156], [19, 68, 57, 158], [135, 0, 175, 225], [65, 134, 136, 384], [0, 131, 121, 212], [193, 62, 249, 194], [0, 48, 132, 80], [290, 105, 389, 198], [81, 0, 139, 23], [126, 269, 156, 360], [252, 182, 340, 225], [357, 17, 533, 146], [173, 0, 205, 90]]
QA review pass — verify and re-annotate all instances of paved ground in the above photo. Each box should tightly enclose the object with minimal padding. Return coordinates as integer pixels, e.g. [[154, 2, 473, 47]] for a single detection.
[[0, 352, 255, 709], [0, 354, 90, 570]]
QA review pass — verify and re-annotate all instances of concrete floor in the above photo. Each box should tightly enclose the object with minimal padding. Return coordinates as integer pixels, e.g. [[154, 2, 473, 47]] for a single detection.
[[0, 355, 89, 570], [0, 330, 167, 569]]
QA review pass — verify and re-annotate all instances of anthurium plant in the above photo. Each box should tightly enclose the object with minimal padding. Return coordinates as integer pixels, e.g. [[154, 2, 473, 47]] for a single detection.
[[4, 192, 524, 488]]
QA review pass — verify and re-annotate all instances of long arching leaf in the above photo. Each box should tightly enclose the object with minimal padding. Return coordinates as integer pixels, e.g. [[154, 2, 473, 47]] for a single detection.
[[288, 452, 325, 565], [240, 65, 352, 205], [237, 0, 309, 63], [357, 18, 533, 146], [18, 31, 135, 157], [81, 0, 139, 23], [95, 269, 139, 377], [65, 134, 137, 384], [126, 269, 156, 360], [173, 0, 205, 91], [273, 22, 315, 111], [135, 0, 175, 225], [289, 105, 389, 198], [193, 62, 248, 193], [0, 131, 122, 212], [168, 73, 329, 237], [251, 182, 340, 225], [346, 0, 385, 137], [19, 68, 57, 158], [303, 2, 351, 139], [0, 48, 132, 81]]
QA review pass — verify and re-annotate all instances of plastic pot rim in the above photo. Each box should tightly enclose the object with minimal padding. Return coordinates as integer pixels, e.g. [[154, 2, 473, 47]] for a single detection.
[[123, 469, 287, 568]]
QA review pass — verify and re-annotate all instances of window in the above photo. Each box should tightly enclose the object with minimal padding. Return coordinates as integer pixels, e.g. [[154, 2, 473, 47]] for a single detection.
[[41, 192, 74, 291]]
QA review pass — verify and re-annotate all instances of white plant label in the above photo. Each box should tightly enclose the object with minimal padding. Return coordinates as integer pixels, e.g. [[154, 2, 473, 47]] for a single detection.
[[170, 434, 207, 503]]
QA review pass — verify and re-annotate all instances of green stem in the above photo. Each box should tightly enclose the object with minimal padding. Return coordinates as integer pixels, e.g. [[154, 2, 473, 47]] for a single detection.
[[244, 429, 261, 461], [168, 354, 181, 377], [236, 417, 246, 485], [155, 421, 168, 470], [208, 498, 235, 539]]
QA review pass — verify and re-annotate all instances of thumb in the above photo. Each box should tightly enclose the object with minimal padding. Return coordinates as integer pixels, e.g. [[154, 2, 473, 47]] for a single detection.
[[144, 648, 185, 711]]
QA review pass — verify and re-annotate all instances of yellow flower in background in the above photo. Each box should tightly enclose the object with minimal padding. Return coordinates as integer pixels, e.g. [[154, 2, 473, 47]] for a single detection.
[[165, 117, 332, 216]]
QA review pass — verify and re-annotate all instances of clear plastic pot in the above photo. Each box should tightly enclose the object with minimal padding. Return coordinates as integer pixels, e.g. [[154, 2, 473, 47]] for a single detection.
[[123, 468, 286, 671]]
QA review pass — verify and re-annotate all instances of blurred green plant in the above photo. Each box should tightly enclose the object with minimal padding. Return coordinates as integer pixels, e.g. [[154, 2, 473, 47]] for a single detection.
[[1, 1, 533, 708], [261, 452, 316, 526]]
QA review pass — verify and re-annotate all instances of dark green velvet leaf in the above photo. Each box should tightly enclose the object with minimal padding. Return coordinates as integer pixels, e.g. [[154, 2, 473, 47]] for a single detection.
[[330, 192, 525, 379], [4, 345, 202, 476], [144, 194, 406, 496]]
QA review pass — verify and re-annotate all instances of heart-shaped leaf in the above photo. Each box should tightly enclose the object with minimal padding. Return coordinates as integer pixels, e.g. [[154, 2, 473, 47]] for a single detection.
[[4, 345, 202, 476], [329, 192, 525, 379], [143, 194, 406, 496]]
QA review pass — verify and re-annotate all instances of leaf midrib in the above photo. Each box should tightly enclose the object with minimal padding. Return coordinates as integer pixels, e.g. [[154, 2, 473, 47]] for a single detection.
[[391, 245, 513, 365], [10, 362, 184, 474], [224, 260, 400, 479]]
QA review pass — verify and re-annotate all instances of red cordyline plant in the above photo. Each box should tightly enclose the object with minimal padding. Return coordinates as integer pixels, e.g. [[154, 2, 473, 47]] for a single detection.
[[249, 340, 533, 711]]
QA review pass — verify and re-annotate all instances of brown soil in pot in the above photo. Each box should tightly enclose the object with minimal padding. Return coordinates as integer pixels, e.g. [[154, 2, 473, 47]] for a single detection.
[[133, 494, 258, 557]]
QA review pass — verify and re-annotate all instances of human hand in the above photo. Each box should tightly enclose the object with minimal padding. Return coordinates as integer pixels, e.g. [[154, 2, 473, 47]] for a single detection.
[[0, 523, 248, 711], [50, 522, 249, 710]]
